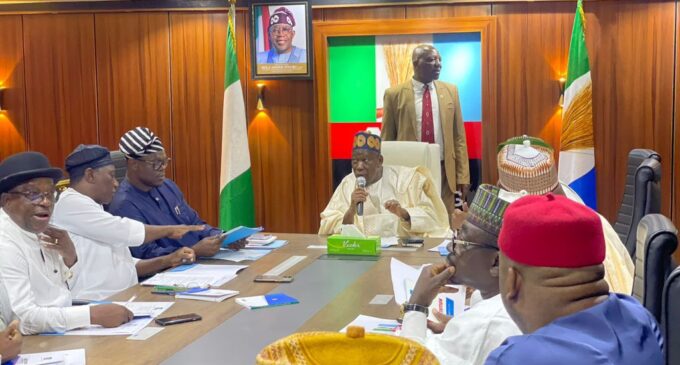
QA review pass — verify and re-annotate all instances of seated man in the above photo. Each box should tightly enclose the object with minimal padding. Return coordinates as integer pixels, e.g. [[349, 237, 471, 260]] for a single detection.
[[0, 152, 132, 334], [53, 145, 205, 300], [486, 194, 663, 364], [401, 184, 521, 364], [495, 135, 633, 294], [108, 127, 238, 259], [319, 131, 449, 237]]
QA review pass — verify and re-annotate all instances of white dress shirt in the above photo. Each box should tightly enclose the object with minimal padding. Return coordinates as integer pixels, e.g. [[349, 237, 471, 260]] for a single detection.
[[53, 188, 145, 301], [401, 294, 521, 365], [412, 78, 444, 160], [0, 209, 90, 335]]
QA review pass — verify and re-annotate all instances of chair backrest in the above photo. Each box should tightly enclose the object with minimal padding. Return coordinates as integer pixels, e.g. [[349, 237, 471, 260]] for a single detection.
[[632, 214, 678, 323], [662, 266, 680, 365], [110, 150, 127, 183], [380, 141, 441, 195], [613, 149, 661, 259]]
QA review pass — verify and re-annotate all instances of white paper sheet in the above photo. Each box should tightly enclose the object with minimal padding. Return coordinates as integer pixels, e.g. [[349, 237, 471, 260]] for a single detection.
[[340, 315, 401, 336], [380, 237, 399, 248], [142, 264, 247, 287], [127, 327, 164, 341], [213, 249, 270, 262], [428, 239, 451, 252], [63, 302, 172, 336], [390, 258, 428, 305], [15, 349, 86, 365]]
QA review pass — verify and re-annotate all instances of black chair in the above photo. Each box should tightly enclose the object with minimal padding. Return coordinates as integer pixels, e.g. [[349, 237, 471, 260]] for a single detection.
[[613, 149, 661, 259], [662, 266, 680, 365], [110, 150, 127, 183], [632, 214, 677, 324]]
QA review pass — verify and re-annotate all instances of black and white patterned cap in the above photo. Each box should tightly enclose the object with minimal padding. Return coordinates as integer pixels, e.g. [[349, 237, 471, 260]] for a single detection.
[[119, 126, 164, 159]]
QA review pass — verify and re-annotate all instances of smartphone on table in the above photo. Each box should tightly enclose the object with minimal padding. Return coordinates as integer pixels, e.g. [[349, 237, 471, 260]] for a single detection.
[[155, 313, 202, 326]]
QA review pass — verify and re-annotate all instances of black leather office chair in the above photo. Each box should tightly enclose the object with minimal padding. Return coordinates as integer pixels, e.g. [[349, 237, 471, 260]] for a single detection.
[[110, 150, 127, 183], [632, 214, 677, 323], [613, 149, 661, 259], [662, 266, 680, 365]]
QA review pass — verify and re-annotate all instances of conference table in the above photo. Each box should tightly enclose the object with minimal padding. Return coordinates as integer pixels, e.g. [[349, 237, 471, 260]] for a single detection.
[[23, 234, 446, 364]]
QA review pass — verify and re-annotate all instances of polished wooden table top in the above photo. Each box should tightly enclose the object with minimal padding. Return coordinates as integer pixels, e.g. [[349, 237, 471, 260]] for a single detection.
[[22, 234, 445, 364]]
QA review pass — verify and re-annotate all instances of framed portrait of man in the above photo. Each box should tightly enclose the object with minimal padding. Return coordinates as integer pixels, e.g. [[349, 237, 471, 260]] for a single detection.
[[251, 1, 313, 79]]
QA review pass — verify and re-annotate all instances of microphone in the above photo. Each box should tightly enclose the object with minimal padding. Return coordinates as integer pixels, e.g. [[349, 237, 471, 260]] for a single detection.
[[356, 176, 366, 216]]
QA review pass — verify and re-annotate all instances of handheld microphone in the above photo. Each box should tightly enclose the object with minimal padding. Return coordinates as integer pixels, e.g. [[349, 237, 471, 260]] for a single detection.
[[356, 176, 366, 216]]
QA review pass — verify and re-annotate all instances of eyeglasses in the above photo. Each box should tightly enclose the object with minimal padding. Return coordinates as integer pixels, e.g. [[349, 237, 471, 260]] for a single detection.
[[6, 190, 57, 204], [446, 239, 498, 264], [270, 26, 293, 36], [137, 157, 171, 171]]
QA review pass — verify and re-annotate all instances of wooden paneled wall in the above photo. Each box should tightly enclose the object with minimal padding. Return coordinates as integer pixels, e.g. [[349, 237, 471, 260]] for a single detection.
[[0, 0, 678, 236]]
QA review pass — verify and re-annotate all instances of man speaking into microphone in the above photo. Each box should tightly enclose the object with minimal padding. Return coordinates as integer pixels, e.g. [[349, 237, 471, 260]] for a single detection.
[[319, 131, 450, 237]]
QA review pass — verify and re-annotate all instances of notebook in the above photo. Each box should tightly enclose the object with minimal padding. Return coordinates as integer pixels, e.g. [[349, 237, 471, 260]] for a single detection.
[[235, 293, 299, 309], [221, 226, 264, 247], [175, 289, 240, 302]]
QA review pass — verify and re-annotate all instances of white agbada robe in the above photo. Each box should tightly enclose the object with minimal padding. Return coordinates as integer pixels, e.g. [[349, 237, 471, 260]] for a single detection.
[[52, 188, 145, 300], [319, 165, 450, 237], [0, 209, 90, 334], [401, 294, 521, 365]]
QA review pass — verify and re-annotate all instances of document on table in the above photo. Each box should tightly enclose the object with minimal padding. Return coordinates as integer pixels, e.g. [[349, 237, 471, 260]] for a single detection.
[[213, 249, 270, 262], [15, 348, 86, 365], [340, 315, 401, 336], [390, 258, 428, 305], [142, 264, 247, 287], [380, 237, 399, 248], [63, 302, 173, 336]]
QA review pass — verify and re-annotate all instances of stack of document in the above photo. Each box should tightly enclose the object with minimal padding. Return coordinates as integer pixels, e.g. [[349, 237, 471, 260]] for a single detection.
[[142, 264, 247, 287], [175, 289, 239, 302], [236, 293, 299, 309], [246, 239, 288, 250], [246, 234, 277, 245], [213, 249, 271, 262]]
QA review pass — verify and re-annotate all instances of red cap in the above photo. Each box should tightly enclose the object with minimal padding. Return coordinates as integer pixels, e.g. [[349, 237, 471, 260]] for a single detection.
[[498, 194, 605, 268]]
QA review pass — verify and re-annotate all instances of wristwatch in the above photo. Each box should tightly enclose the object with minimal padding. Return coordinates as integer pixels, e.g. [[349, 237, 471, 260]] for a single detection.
[[402, 303, 429, 316]]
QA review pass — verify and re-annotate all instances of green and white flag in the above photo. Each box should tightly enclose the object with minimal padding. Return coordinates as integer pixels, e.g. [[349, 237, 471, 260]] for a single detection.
[[219, 2, 255, 230], [559, 0, 597, 209]]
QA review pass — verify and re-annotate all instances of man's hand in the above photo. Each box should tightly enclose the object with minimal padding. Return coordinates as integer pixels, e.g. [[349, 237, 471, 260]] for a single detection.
[[0, 320, 22, 360], [165, 247, 196, 267], [384, 200, 410, 221], [408, 263, 455, 307], [192, 234, 223, 257], [224, 238, 246, 251], [427, 309, 453, 334], [350, 188, 368, 211], [41, 226, 77, 267], [90, 304, 133, 328], [166, 225, 204, 240], [450, 202, 469, 231]]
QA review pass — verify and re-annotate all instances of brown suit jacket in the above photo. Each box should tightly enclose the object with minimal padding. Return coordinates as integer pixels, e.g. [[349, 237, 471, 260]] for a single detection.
[[380, 80, 470, 192]]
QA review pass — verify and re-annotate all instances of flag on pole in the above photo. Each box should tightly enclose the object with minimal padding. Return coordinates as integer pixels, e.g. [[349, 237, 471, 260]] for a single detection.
[[559, 0, 596, 209], [219, 0, 256, 230]]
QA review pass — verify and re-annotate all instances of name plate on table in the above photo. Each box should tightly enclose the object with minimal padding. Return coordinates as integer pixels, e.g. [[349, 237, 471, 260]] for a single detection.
[[327, 235, 381, 256]]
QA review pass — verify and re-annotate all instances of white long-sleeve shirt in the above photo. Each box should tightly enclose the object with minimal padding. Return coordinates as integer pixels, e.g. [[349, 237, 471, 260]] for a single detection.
[[0, 209, 90, 335], [53, 188, 145, 300], [401, 294, 520, 365], [412, 78, 444, 160]]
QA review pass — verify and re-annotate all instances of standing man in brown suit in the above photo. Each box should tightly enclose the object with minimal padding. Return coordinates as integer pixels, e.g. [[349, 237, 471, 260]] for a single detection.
[[381, 44, 470, 214]]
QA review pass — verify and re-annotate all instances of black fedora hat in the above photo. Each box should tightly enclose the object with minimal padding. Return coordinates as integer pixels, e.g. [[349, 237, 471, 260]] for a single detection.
[[0, 152, 63, 194]]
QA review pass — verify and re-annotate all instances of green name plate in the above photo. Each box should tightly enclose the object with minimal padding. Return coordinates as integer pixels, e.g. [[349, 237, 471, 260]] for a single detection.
[[327, 235, 381, 256]]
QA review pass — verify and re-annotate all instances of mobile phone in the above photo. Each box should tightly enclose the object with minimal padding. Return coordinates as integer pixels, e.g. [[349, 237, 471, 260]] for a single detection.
[[402, 237, 424, 247], [253, 275, 294, 283], [154, 313, 202, 326]]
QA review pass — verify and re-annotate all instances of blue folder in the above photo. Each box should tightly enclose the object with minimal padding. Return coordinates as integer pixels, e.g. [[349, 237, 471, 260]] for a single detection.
[[221, 226, 264, 247]]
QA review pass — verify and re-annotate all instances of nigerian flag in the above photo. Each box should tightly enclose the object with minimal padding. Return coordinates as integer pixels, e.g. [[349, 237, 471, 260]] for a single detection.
[[559, 0, 596, 209], [219, 2, 255, 230]]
